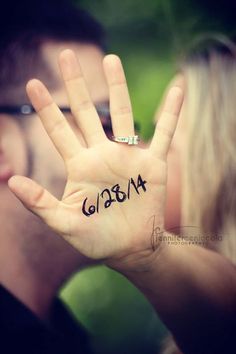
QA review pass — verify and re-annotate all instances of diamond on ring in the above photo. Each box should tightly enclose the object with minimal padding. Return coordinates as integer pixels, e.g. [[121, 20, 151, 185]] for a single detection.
[[112, 135, 140, 145]]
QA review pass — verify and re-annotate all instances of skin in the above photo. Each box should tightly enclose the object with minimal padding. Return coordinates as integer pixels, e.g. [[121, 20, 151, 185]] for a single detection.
[[154, 74, 186, 230], [8, 49, 236, 353], [0, 42, 110, 319], [9, 49, 183, 260]]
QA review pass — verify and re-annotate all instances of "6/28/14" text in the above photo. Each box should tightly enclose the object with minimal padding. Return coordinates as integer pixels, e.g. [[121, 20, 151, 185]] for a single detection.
[[82, 174, 147, 217]]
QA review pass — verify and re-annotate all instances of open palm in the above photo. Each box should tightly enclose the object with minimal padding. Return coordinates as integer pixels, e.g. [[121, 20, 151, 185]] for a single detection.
[[8, 50, 183, 260]]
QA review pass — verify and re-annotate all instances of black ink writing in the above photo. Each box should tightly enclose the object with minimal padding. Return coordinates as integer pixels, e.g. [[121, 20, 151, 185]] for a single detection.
[[82, 174, 147, 217]]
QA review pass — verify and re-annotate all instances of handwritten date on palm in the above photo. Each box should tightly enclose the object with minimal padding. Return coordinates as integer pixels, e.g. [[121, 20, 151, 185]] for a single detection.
[[82, 174, 147, 217]]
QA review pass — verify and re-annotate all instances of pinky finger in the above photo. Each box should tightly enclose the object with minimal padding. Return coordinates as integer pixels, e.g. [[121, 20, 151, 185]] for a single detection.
[[149, 86, 184, 160]]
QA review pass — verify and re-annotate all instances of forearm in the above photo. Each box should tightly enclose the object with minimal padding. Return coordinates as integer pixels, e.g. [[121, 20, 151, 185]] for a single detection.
[[107, 235, 236, 354]]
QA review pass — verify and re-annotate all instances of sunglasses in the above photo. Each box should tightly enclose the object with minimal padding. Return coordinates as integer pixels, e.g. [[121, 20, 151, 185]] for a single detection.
[[0, 103, 140, 134]]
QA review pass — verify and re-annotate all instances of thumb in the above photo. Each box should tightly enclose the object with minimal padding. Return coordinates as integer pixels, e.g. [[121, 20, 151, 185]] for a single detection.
[[8, 175, 59, 226]]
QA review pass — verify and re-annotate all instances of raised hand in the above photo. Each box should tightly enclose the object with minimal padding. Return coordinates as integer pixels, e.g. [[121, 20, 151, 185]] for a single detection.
[[8, 50, 183, 260]]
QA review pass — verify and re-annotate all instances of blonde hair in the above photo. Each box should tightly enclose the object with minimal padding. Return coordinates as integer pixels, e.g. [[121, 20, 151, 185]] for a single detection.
[[181, 35, 236, 263], [161, 33, 236, 354]]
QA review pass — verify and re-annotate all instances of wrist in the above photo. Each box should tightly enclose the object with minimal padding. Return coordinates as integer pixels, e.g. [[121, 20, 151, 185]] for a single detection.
[[105, 230, 171, 275]]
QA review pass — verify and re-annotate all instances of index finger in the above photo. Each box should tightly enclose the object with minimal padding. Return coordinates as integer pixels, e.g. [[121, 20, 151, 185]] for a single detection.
[[149, 86, 184, 160]]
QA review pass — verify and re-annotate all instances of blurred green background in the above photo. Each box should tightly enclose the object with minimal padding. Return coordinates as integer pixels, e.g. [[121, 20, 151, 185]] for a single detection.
[[60, 1, 236, 353]]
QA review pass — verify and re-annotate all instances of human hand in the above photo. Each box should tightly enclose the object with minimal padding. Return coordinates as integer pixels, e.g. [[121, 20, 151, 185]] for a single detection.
[[8, 50, 183, 261]]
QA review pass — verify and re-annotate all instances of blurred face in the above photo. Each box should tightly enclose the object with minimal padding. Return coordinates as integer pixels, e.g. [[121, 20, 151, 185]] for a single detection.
[[26, 42, 109, 197], [1, 42, 109, 192], [0, 42, 109, 263]]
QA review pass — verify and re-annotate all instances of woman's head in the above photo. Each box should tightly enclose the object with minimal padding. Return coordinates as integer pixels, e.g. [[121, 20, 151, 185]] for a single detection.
[[180, 35, 236, 260]]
